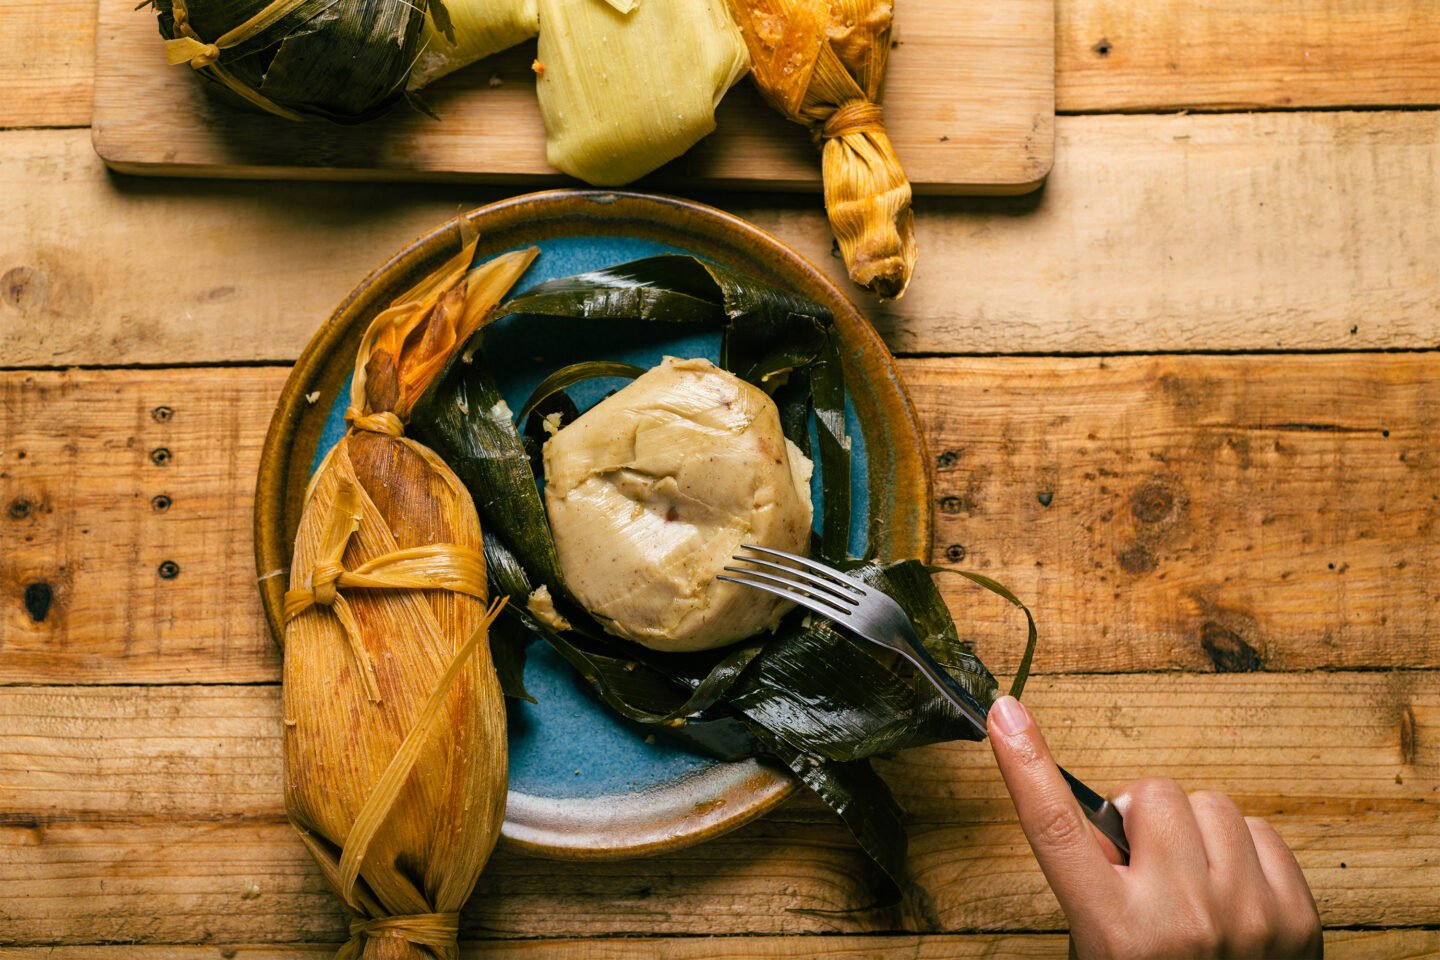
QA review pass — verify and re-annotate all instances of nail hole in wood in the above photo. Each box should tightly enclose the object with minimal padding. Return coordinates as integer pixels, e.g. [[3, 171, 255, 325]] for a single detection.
[[23, 582, 52, 622]]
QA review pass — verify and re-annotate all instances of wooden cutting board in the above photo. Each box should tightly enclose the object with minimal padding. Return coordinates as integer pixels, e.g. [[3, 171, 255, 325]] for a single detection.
[[92, 0, 1053, 194]]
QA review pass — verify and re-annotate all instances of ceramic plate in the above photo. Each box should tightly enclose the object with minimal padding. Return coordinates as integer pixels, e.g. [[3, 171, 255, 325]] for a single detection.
[[255, 190, 932, 859]]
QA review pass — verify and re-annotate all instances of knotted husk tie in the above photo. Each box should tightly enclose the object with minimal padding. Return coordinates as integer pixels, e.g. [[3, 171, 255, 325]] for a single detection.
[[282, 470, 488, 704], [164, 0, 309, 120], [727, 0, 917, 299], [338, 913, 460, 960]]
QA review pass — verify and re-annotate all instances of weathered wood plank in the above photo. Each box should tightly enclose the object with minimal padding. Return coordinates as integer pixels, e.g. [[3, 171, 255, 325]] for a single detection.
[[4, 675, 1431, 824], [0, 368, 284, 684], [912, 354, 1440, 678], [9, 0, 1440, 131], [4, 113, 1440, 364], [1057, 0, 1440, 112], [2, 929, 1437, 959], [0, 0, 95, 130], [3, 357, 1436, 682], [0, 802, 1432, 942]]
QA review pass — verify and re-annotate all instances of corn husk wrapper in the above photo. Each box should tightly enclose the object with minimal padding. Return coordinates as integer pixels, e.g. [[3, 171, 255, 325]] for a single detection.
[[727, 0, 916, 298], [407, 0, 539, 91], [283, 235, 538, 960], [534, 0, 751, 185], [156, 0, 426, 122]]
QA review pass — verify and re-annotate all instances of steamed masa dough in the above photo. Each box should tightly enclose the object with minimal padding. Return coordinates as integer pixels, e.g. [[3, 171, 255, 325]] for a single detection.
[[541, 357, 814, 652]]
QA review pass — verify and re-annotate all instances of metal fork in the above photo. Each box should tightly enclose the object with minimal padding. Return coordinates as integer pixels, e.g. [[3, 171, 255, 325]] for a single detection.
[[719, 544, 1130, 860]]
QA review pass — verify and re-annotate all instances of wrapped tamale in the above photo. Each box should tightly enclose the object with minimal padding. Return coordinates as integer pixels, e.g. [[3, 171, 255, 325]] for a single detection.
[[282, 235, 537, 958], [533, 0, 750, 185], [727, 0, 917, 298], [155, 0, 428, 121]]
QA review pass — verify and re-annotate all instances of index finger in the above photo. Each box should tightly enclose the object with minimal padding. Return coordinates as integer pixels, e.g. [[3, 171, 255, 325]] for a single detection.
[[988, 696, 1123, 909]]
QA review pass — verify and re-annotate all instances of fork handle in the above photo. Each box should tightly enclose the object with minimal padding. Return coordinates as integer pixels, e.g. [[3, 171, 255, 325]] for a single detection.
[[1058, 765, 1130, 862]]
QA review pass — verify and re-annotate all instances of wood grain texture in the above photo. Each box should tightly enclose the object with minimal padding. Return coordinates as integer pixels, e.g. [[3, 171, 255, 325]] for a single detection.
[[1058, 0, 1440, 112], [0, 0, 95, 129], [4, 673, 1431, 823], [1, 930, 1437, 959], [6, 113, 1440, 367], [3, 356, 1436, 682], [913, 354, 1440, 678], [90, 0, 1053, 193], [0, 368, 284, 684], [2, 793, 1435, 941]]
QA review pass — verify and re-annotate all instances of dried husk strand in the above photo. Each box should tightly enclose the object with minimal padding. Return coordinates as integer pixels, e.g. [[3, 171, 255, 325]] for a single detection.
[[283, 234, 537, 960], [163, 0, 311, 120], [727, 0, 916, 299]]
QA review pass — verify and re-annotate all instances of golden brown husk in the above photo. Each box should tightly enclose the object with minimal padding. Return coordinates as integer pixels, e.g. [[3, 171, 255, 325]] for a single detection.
[[727, 0, 916, 299], [282, 236, 537, 960]]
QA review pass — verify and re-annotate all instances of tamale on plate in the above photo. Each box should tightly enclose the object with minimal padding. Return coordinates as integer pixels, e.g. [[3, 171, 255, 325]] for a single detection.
[[282, 235, 536, 959]]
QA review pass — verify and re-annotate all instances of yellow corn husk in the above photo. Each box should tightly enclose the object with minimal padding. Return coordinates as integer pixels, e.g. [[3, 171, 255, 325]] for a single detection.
[[407, 0, 540, 91], [727, 0, 916, 299], [535, 0, 751, 186], [283, 234, 538, 960]]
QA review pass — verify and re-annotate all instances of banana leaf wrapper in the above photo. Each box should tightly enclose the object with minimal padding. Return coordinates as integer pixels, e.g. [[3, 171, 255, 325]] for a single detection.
[[155, 0, 427, 121], [727, 0, 917, 299], [282, 236, 537, 959], [410, 255, 1035, 900]]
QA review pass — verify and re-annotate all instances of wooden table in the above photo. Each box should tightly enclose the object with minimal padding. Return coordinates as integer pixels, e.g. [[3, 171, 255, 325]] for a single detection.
[[3, 3, 1439, 957]]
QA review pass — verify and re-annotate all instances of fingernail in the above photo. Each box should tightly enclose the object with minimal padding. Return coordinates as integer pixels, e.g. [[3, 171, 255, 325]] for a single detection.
[[991, 695, 1030, 736]]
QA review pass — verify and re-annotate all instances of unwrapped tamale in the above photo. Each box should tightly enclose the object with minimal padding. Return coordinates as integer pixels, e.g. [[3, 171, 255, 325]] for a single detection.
[[727, 0, 917, 298], [282, 235, 537, 959]]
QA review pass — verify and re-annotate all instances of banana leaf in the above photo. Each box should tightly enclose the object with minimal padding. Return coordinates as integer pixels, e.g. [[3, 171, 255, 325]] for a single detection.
[[516, 361, 646, 425], [408, 255, 1037, 901], [412, 353, 566, 591], [154, 0, 424, 122]]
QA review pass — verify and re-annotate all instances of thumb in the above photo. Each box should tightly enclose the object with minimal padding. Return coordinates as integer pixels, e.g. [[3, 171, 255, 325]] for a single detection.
[[988, 696, 1121, 909]]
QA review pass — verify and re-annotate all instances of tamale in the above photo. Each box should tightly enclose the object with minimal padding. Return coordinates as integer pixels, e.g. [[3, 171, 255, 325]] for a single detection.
[[727, 0, 917, 299], [535, 0, 750, 185], [283, 235, 537, 959], [155, 0, 428, 121]]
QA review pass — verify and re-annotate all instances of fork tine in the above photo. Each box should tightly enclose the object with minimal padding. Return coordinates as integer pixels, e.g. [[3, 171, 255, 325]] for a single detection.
[[719, 567, 856, 610], [736, 545, 864, 594], [725, 556, 861, 606], [716, 570, 853, 619]]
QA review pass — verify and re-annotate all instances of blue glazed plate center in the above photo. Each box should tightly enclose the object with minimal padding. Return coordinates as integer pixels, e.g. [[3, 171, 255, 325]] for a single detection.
[[311, 234, 868, 800]]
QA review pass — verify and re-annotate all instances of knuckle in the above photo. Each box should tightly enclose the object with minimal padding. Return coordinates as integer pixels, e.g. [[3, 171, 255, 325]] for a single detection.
[[1278, 900, 1324, 953], [1190, 789, 1239, 817], [1029, 801, 1088, 850], [1225, 902, 1277, 956], [1130, 776, 1186, 807], [1174, 908, 1224, 955]]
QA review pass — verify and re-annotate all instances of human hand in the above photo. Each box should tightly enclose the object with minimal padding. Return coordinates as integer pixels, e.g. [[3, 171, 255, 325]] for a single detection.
[[987, 695, 1323, 959]]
